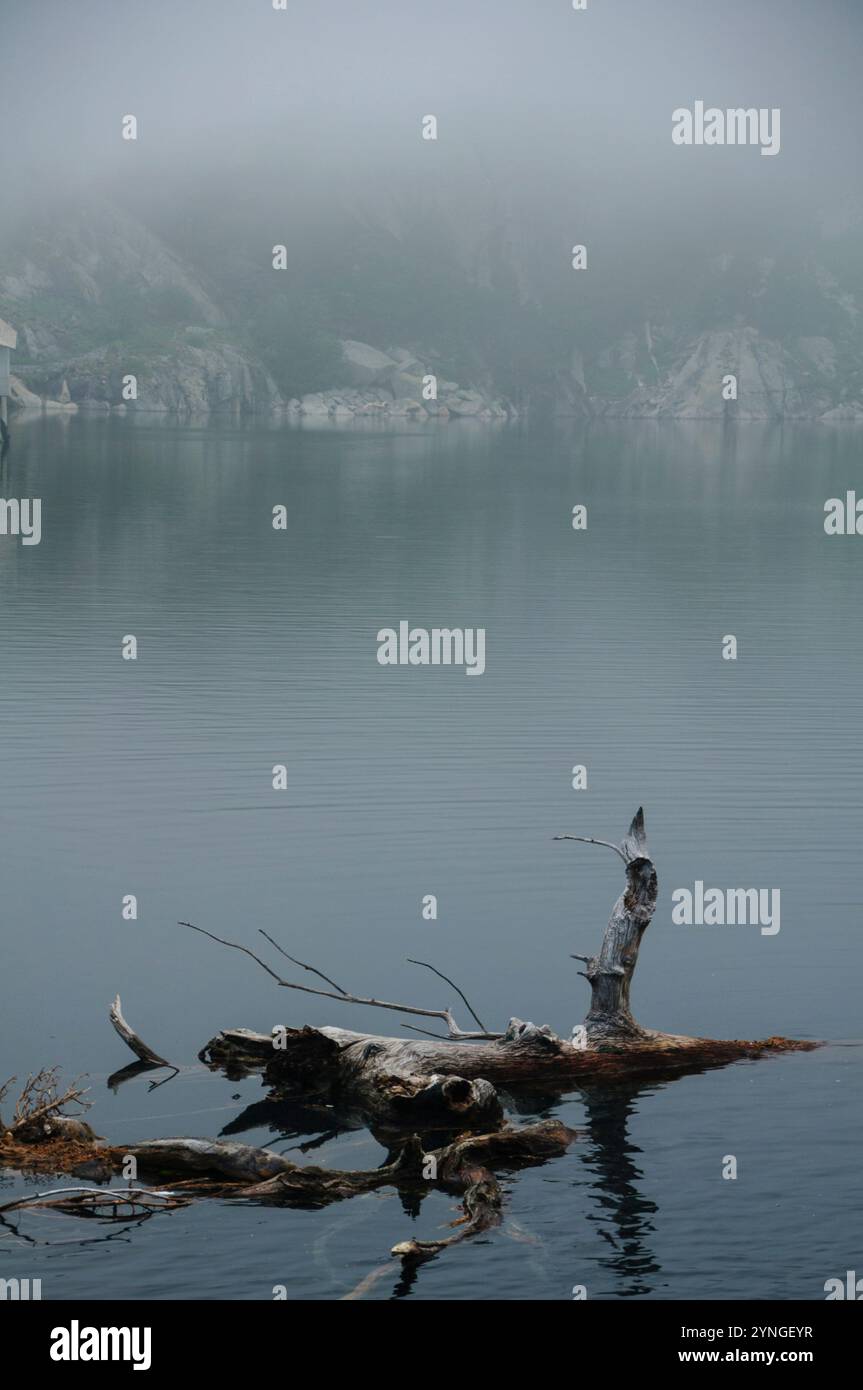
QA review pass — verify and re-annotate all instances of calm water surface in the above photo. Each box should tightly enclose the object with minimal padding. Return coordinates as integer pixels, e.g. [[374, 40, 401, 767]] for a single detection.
[[0, 413, 860, 1299]]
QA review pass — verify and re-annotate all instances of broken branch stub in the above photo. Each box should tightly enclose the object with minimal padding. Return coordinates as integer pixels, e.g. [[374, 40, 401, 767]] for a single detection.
[[109, 995, 171, 1068]]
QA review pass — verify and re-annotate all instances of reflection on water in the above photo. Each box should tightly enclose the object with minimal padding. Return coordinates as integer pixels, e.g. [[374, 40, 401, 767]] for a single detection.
[[0, 413, 860, 1299], [578, 1087, 661, 1297]]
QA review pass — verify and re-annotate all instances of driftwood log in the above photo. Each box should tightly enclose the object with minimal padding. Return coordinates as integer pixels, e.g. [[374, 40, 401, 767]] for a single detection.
[[0, 810, 815, 1277], [196, 810, 814, 1129]]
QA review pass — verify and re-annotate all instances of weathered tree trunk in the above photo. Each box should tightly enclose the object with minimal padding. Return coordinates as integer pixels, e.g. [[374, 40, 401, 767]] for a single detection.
[[573, 809, 658, 1044]]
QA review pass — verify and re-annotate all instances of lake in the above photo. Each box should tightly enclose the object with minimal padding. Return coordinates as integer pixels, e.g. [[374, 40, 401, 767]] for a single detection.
[[0, 412, 860, 1300]]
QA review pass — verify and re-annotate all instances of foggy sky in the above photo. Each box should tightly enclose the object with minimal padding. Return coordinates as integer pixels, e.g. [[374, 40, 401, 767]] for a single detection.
[[2, 0, 862, 256]]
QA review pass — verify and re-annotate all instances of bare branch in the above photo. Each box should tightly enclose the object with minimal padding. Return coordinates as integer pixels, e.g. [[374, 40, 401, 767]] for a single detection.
[[0, 1191, 193, 1222], [553, 834, 628, 863], [179, 922, 286, 984], [3, 1068, 91, 1137], [0, 1185, 187, 1217], [258, 930, 348, 995], [180, 922, 503, 1041], [406, 958, 489, 1033]]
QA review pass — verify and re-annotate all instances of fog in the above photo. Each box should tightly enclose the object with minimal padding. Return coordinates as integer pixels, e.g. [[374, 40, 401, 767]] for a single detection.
[[4, 0, 862, 241], [3, 0, 862, 414]]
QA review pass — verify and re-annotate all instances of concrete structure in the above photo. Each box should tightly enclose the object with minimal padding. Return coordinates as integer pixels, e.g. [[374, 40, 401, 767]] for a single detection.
[[0, 317, 16, 442]]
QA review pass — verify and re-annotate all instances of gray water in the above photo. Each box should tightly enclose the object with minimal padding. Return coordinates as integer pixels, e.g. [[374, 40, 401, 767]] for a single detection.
[[0, 413, 860, 1301]]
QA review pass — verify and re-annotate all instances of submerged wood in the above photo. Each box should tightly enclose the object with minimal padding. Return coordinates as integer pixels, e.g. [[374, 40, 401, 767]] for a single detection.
[[0, 1186, 193, 1219], [0, 1117, 575, 1264]]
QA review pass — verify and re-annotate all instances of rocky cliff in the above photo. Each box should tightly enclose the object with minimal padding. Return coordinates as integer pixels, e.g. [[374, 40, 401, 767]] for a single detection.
[[0, 201, 283, 415], [3, 197, 863, 422], [581, 326, 863, 422], [1, 202, 505, 419]]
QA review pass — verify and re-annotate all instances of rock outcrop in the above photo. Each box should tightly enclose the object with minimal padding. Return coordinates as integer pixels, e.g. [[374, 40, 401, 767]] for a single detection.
[[4, 195, 863, 424], [1, 202, 284, 416], [278, 340, 513, 423], [0, 201, 224, 360], [541, 325, 861, 423], [589, 328, 836, 421], [14, 335, 284, 416], [338, 339, 399, 388]]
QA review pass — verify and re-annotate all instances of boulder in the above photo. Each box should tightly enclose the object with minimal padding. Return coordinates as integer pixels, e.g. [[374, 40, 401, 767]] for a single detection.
[[338, 339, 396, 387], [387, 367, 425, 400], [447, 390, 485, 416], [386, 346, 422, 369]]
